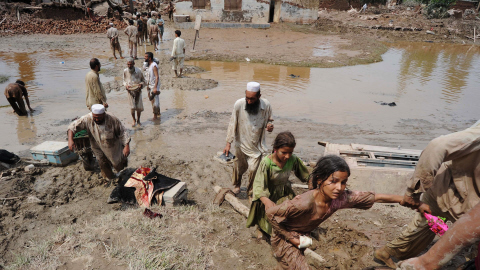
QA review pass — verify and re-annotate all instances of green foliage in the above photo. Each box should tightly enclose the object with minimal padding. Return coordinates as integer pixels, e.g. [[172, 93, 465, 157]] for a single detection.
[[424, 0, 456, 18]]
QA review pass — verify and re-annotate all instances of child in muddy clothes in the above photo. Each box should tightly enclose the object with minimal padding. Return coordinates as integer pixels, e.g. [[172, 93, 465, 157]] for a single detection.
[[266, 155, 403, 270], [246, 131, 310, 239]]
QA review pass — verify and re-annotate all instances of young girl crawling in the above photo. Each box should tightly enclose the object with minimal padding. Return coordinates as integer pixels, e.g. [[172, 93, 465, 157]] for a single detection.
[[247, 131, 310, 237], [266, 155, 403, 270]]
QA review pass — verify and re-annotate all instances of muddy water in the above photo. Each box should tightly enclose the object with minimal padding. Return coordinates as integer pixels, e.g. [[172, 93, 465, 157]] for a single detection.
[[188, 43, 480, 129], [1, 42, 480, 154]]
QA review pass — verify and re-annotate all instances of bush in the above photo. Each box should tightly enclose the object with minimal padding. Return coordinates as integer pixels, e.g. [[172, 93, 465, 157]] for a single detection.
[[424, 0, 456, 18]]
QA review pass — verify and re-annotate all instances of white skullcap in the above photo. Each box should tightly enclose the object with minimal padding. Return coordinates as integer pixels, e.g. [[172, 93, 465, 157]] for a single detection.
[[109, 22, 114, 26], [246, 82, 260, 92], [91, 104, 105, 114]]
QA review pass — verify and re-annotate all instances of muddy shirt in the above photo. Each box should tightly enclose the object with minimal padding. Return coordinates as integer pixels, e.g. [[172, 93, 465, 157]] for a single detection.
[[85, 70, 106, 110], [107, 27, 120, 43], [266, 190, 374, 269], [267, 190, 375, 238], [4, 83, 27, 99], [123, 67, 145, 91], [68, 113, 130, 169], [406, 123, 480, 219], [226, 98, 272, 158], [124, 25, 138, 43]]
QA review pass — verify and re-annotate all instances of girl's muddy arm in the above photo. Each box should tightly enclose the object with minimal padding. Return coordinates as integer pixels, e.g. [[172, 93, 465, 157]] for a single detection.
[[266, 203, 300, 246], [374, 194, 403, 203]]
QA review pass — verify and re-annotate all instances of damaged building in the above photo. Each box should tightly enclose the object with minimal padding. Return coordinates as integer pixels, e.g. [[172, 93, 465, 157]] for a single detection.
[[175, 0, 319, 24]]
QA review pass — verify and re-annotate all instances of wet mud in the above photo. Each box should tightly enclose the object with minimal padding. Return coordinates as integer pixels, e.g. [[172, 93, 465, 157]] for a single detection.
[[0, 24, 479, 269]]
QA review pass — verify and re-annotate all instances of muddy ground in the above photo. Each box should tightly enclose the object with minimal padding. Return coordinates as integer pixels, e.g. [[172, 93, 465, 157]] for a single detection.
[[0, 20, 478, 270]]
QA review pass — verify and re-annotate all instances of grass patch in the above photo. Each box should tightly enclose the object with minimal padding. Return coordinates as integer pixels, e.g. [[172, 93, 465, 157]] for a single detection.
[[0, 75, 9, 84], [5, 240, 60, 270], [5, 205, 240, 270]]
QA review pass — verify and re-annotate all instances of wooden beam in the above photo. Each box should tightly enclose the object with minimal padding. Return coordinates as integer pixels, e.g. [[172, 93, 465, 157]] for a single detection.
[[292, 184, 309, 189], [213, 185, 325, 265], [213, 185, 249, 217]]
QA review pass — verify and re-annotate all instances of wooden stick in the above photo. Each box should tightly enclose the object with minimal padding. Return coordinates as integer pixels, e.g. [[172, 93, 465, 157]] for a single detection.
[[292, 184, 309, 189], [0, 196, 24, 200], [213, 185, 326, 264], [213, 185, 249, 217], [192, 30, 199, 50]]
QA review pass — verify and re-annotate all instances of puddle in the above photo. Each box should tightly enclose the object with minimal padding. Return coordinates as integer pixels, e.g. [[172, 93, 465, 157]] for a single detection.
[[1, 42, 480, 154], [187, 43, 480, 130]]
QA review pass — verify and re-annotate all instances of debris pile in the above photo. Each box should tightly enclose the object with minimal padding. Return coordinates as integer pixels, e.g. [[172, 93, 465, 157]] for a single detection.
[[0, 15, 127, 36]]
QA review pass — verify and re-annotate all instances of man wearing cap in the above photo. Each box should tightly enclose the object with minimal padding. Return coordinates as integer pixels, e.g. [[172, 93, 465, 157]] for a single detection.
[[107, 22, 123, 59], [67, 104, 130, 180], [223, 82, 274, 195], [86, 58, 108, 111], [123, 58, 145, 127], [124, 19, 138, 59], [4, 80, 34, 116]]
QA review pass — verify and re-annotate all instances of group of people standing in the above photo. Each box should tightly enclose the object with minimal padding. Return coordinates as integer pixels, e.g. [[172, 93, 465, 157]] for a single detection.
[[224, 82, 480, 269], [107, 11, 170, 60], [68, 19, 187, 179]]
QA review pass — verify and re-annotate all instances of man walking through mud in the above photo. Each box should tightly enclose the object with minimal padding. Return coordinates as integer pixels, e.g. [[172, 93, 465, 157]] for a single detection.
[[85, 58, 108, 111], [106, 23, 123, 59], [171, 30, 185, 78], [123, 58, 145, 127], [124, 19, 138, 59], [144, 52, 160, 119], [68, 104, 130, 181], [375, 122, 480, 269], [4, 80, 34, 116], [223, 82, 274, 195]]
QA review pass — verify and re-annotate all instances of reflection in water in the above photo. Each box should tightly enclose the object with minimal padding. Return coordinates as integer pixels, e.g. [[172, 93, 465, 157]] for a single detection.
[[1, 42, 480, 154], [17, 116, 37, 145], [392, 43, 480, 106], [189, 42, 480, 132], [190, 61, 311, 94], [441, 49, 475, 104]]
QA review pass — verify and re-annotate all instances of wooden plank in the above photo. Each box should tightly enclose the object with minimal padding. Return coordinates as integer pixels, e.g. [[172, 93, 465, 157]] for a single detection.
[[356, 158, 417, 166], [292, 184, 309, 189], [351, 143, 421, 155]]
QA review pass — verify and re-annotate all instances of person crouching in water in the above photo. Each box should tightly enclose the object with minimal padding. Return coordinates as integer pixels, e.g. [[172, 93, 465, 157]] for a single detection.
[[266, 155, 403, 270], [247, 131, 310, 240]]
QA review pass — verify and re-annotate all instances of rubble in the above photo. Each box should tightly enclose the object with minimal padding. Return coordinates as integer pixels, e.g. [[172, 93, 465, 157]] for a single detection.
[[0, 14, 127, 36]]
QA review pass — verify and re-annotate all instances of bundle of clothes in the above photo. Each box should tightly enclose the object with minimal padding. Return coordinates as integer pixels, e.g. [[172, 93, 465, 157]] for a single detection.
[[108, 167, 180, 208]]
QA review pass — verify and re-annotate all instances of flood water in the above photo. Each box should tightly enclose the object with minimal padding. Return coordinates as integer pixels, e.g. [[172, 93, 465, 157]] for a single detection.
[[1, 42, 480, 154]]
